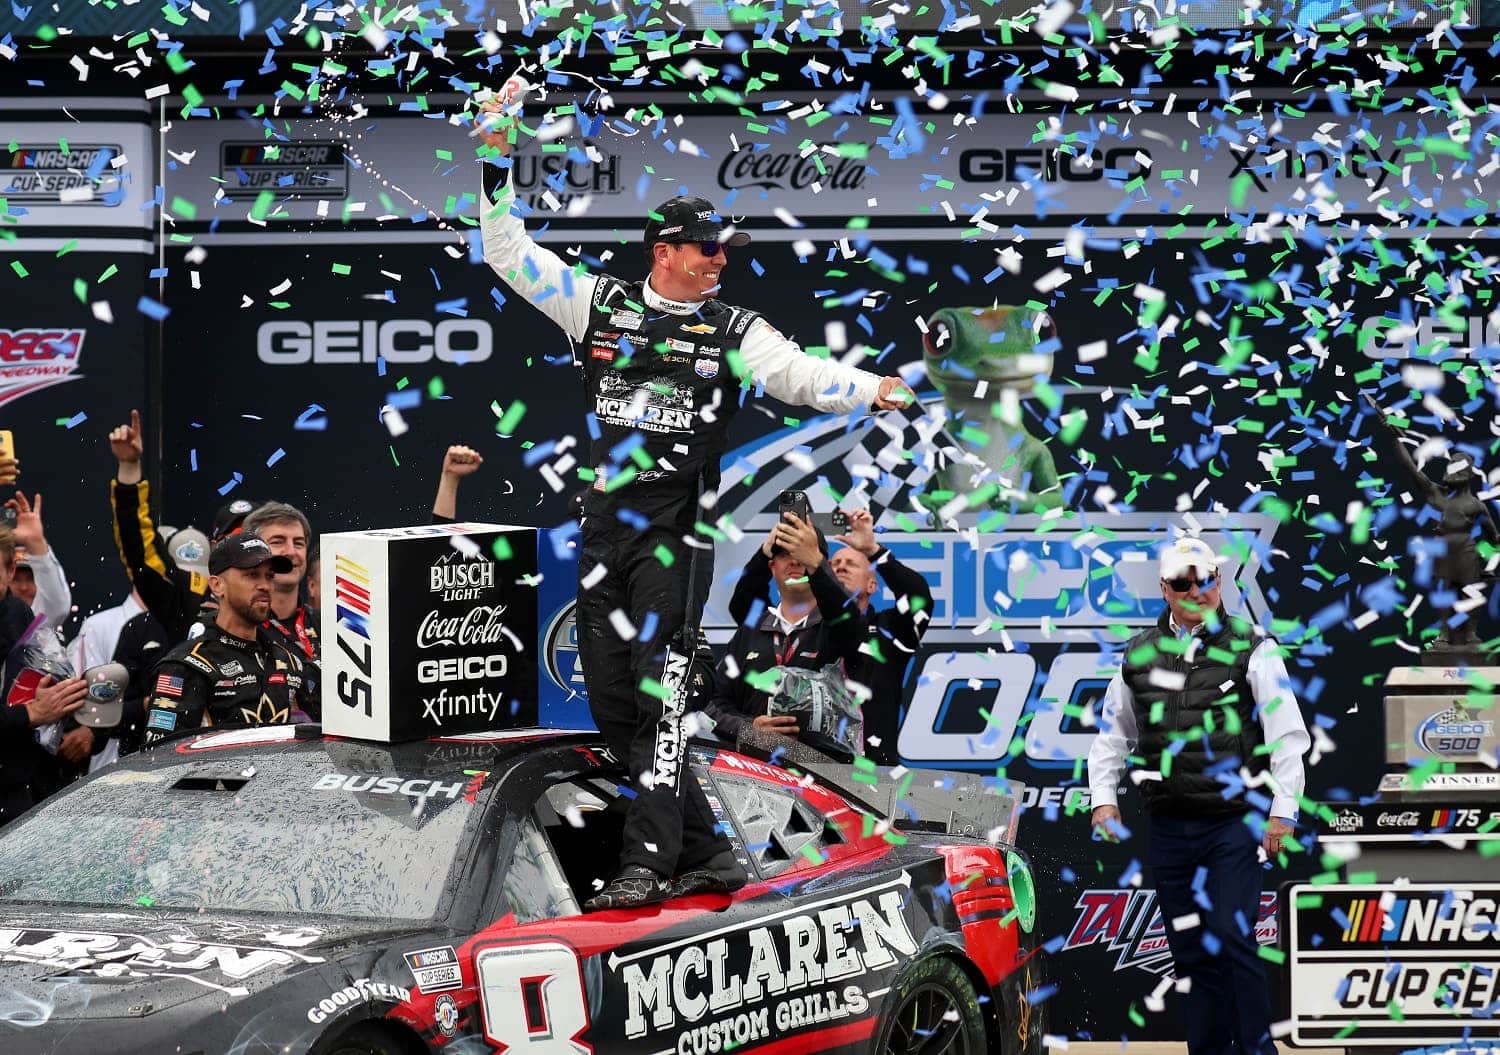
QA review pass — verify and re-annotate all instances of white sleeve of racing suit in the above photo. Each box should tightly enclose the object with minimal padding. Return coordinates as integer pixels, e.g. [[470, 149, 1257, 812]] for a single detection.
[[479, 170, 598, 344], [737, 317, 882, 415], [25, 549, 72, 636]]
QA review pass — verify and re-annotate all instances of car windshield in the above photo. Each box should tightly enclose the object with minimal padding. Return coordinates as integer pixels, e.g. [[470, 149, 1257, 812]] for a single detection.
[[0, 752, 490, 921]]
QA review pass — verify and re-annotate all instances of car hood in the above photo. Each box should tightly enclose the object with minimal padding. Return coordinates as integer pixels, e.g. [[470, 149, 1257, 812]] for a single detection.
[[0, 908, 414, 1023]]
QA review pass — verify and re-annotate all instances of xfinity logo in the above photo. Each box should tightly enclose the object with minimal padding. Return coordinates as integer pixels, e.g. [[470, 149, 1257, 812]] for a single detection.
[[416, 655, 509, 682], [257, 320, 493, 364], [422, 685, 506, 725], [1226, 142, 1400, 193], [717, 144, 868, 192], [959, 147, 1151, 183]]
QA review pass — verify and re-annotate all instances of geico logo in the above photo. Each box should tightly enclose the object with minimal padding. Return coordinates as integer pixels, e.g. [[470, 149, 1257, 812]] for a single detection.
[[1358, 315, 1498, 359], [256, 320, 493, 364], [417, 655, 509, 682], [958, 146, 1150, 183]]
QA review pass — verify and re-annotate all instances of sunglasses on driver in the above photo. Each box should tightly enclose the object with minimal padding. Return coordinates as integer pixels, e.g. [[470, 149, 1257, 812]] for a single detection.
[[1163, 573, 1219, 594]]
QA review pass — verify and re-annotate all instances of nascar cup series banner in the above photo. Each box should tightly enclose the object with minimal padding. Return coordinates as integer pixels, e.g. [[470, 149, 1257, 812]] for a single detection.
[[139, 94, 1491, 1039]]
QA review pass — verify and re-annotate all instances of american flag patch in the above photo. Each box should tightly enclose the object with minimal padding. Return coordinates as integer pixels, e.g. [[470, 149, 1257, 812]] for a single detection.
[[154, 673, 184, 698]]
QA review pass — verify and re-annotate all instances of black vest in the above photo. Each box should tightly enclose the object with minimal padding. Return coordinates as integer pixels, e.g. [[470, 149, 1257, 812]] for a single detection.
[[1120, 608, 1268, 818], [578, 276, 759, 528]]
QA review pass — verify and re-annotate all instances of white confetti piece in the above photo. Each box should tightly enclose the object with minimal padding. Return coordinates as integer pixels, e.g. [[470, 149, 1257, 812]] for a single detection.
[[1147, 668, 1186, 691], [608, 609, 636, 641], [91, 301, 113, 323], [379, 406, 408, 437], [580, 563, 608, 590]]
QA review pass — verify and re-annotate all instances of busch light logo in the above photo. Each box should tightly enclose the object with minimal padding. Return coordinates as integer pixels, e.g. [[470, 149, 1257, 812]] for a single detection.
[[1415, 706, 1494, 757]]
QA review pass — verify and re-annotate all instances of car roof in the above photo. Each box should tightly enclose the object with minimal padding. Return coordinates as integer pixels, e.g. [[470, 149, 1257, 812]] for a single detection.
[[119, 724, 603, 778]]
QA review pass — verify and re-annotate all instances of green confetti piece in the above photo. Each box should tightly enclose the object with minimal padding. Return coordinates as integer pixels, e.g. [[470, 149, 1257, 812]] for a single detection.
[[653, 544, 676, 567], [496, 401, 526, 436], [249, 190, 275, 221], [638, 677, 669, 701], [1257, 945, 1286, 965], [331, 262, 351, 275], [427, 377, 445, 399], [9, 261, 27, 278], [491, 536, 513, 562]]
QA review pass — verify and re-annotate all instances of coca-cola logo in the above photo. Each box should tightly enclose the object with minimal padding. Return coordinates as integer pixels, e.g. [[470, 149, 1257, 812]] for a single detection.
[[717, 144, 868, 193], [416, 605, 524, 652], [1376, 810, 1420, 827]]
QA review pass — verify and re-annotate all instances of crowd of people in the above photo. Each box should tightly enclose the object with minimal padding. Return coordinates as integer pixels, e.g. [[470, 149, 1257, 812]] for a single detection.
[[0, 410, 937, 831]]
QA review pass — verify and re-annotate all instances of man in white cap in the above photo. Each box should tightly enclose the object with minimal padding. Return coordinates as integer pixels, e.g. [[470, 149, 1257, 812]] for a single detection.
[[1087, 535, 1310, 1055]]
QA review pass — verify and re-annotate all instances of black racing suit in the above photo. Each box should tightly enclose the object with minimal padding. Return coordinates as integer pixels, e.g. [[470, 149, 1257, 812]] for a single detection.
[[727, 543, 933, 763], [110, 480, 210, 643], [480, 163, 881, 878], [142, 625, 310, 745]]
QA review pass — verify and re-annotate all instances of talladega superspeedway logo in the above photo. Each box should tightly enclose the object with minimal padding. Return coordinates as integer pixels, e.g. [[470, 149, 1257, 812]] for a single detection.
[[0, 329, 86, 406], [1064, 889, 1279, 975], [542, 396, 1280, 770]]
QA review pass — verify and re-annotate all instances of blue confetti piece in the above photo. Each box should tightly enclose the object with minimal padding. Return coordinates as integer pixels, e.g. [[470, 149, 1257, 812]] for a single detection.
[[387, 389, 422, 410], [266, 448, 285, 467], [190, 449, 197, 471], [216, 472, 244, 496], [63, 412, 87, 429], [239, 0, 255, 37], [293, 404, 327, 431], [136, 296, 170, 321]]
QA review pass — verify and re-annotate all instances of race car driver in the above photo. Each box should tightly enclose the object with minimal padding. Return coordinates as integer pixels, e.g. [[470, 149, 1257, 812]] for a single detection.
[[474, 79, 914, 910], [142, 535, 313, 746]]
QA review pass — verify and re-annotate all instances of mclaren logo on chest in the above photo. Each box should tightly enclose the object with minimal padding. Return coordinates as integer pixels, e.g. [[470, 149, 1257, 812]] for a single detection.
[[613, 877, 916, 1041]]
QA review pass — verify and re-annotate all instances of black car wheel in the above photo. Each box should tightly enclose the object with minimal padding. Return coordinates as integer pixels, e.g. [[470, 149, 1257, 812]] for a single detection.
[[873, 957, 988, 1055], [316, 1021, 410, 1055]]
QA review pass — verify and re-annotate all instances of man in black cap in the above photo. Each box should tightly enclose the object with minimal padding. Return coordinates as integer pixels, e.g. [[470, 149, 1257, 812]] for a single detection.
[[141, 535, 313, 746], [108, 408, 260, 643], [476, 82, 914, 909]]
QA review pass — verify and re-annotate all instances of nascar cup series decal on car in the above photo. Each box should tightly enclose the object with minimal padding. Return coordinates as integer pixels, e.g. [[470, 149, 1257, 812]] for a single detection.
[[403, 944, 463, 993]]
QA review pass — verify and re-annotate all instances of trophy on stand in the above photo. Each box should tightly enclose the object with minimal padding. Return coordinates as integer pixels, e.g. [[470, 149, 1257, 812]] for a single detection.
[[1364, 392, 1499, 656], [1336, 398, 1500, 820]]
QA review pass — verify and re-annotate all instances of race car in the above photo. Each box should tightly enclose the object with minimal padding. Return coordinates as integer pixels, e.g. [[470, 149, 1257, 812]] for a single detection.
[[0, 724, 1046, 1055]]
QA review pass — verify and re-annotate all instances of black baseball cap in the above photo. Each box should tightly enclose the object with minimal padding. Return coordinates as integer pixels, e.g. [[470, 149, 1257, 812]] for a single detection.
[[643, 196, 751, 248], [211, 497, 260, 541], [209, 535, 293, 576]]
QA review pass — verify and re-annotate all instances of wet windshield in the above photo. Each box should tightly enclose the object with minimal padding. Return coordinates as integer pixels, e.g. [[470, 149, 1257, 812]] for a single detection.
[[0, 754, 490, 921]]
